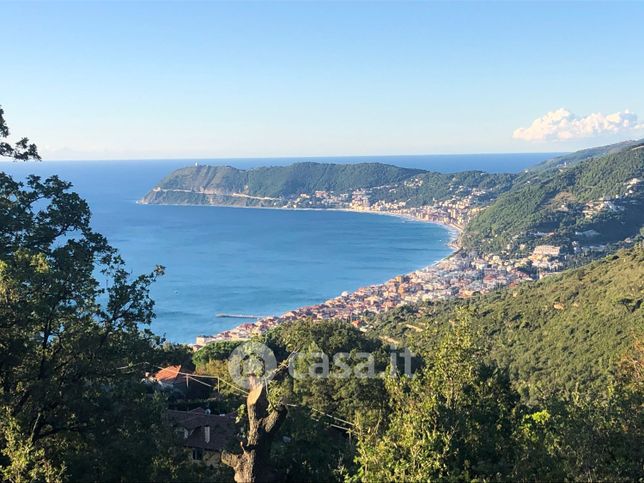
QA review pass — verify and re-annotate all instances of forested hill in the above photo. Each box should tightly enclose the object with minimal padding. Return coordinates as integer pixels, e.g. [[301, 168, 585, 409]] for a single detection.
[[140, 162, 423, 205], [368, 170, 515, 206], [141, 142, 643, 258], [373, 244, 644, 400], [463, 141, 644, 254], [530, 138, 643, 172], [140, 160, 519, 208]]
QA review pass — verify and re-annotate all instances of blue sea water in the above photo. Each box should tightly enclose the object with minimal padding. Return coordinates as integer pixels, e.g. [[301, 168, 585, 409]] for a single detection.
[[1, 152, 557, 342]]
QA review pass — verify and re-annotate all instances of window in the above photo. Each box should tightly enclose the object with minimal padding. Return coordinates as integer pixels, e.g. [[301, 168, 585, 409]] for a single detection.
[[192, 448, 203, 461]]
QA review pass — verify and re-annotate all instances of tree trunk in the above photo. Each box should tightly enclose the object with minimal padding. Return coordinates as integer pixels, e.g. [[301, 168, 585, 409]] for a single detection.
[[221, 383, 287, 483]]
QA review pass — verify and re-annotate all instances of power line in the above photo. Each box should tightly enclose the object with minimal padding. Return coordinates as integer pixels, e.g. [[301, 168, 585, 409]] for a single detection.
[[123, 355, 357, 433], [152, 364, 356, 430]]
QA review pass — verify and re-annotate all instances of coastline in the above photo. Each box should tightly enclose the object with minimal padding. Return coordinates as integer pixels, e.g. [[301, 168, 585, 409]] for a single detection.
[[140, 198, 478, 346], [141, 200, 466, 345], [195, 219, 529, 347], [139, 199, 463, 248]]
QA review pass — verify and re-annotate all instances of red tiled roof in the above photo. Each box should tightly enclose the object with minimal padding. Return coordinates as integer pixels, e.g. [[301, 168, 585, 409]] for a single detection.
[[154, 365, 191, 385]]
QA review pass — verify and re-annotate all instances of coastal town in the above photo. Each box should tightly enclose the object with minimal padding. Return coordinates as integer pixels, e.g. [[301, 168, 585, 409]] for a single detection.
[[195, 237, 591, 346], [281, 180, 490, 230], [192, 188, 561, 348], [193, 185, 484, 346], [191, 174, 642, 348], [194, 248, 536, 346]]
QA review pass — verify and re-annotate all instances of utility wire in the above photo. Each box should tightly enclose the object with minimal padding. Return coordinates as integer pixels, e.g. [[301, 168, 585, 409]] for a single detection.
[[123, 353, 357, 432]]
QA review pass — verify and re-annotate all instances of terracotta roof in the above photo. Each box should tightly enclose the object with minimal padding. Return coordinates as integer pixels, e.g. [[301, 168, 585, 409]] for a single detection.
[[167, 408, 237, 452], [154, 365, 191, 386]]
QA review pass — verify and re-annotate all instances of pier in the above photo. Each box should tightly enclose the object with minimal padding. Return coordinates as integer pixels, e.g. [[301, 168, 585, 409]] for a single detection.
[[216, 313, 268, 319]]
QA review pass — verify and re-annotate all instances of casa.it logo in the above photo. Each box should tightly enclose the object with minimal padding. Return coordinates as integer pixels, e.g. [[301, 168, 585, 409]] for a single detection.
[[227, 341, 278, 389], [227, 341, 416, 389]]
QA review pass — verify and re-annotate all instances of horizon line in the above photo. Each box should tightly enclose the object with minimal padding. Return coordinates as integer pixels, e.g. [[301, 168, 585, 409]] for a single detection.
[[2, 150, 566, 164]]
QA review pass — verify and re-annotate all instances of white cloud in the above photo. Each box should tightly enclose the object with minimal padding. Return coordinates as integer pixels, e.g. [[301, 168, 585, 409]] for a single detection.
[[513, 108, 644, 142]]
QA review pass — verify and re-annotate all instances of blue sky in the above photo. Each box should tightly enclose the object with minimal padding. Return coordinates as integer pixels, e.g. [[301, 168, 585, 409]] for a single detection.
[[1, 1, 643, 160]]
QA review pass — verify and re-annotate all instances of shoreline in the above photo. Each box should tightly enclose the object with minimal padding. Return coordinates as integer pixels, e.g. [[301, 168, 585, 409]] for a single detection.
[[138, 199, 463, 247], [141, 201, 466, 345], [196, 223, 527, 346]]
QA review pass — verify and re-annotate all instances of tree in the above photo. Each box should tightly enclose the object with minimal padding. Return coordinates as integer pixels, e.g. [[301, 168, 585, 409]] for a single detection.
[[0, 109, 188, 481], [221, 383, 287, 483], [512, 340, 644, 482], [354, 313, 519, 481], [0, 106, 40, 161], [263, 319, 390, 481]]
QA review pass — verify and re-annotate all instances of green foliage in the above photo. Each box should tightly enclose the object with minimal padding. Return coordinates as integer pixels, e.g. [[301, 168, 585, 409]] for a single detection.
[[370, 170, 515, 206], [374, 246, 644, 399], [235, 251, 642, 481], [265, 319, 389, 422], [191, 340, 248, 405], [360, 247, 643, 480], [0, 411, 64, 483], [252, 320, 391, 482], [161, 341, 199, 367], [355, 311, 643, 482], [193, 340, 242, 365], [464, 144, 644, 253], [247, 162, 423, 198], [144, 161, 518, 210], [147, 162, 424, 202], [0, 171, 198, 481], [354, 315, 519, 481], [512, 340, 643, 482], [530, 138, 643, 172], [270, 408, 355, 482], [0, 106, 40, 161], [512, 385, 643, 482]]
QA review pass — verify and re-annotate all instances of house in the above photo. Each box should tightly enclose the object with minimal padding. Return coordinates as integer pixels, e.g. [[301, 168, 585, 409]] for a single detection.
[[529, 245, 562, 273], [167, 408, 237, 467], [532, 245, 561, 257], [152, 365, 211, 399], [154, 364, 191, 387]]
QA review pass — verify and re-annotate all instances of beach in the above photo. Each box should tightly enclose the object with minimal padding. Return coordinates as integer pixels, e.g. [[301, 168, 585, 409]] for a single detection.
[[192, 207, 532, 348]]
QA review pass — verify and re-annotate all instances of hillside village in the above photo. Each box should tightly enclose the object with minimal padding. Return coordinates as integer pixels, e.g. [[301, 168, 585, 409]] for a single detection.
[[135, 146, 644, 349], [273, 180, 489, 230], [193, 171, 642, 347], [4, 0, 644, 477], [194, 249, 533, 346]]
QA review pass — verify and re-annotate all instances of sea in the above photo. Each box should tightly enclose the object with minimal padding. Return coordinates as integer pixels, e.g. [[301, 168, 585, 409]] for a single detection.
[[1, 152, 559, 342]]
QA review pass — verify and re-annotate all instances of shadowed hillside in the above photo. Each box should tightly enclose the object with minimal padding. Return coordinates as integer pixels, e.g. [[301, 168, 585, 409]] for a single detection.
[[373, 245, 644, 399]]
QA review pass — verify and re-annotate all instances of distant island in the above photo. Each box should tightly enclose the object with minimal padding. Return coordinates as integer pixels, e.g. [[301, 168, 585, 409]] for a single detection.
[[141, 141, 644, 345]]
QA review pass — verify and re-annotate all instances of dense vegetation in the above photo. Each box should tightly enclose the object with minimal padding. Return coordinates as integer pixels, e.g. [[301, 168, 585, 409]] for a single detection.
[[192, 246, 643, 482], [195, 294, 642, 482], [144, 162, 423, 202], [368, 170, 515, 206], [464, 144, 644, 253], [2, 106, 642, 482], [354, 314, 642, 482], [142, 159, 520, 208], [373, 246, 643, 399], [193, 320, 391, 482], [0, 172, 209, 482], [0, 109, 205, 482], [530, 138, 642, 172]]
